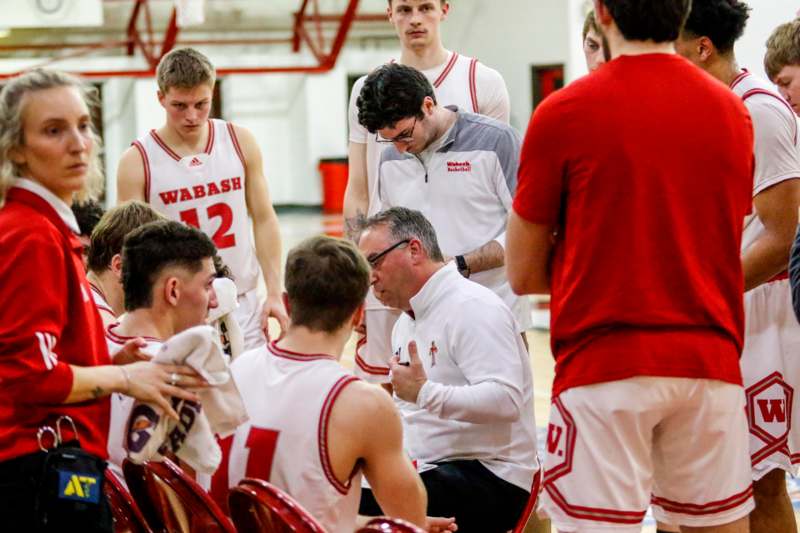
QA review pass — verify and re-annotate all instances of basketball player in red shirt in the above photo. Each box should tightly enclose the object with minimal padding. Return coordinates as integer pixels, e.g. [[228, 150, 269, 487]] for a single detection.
[[508, 1, 755, 531]]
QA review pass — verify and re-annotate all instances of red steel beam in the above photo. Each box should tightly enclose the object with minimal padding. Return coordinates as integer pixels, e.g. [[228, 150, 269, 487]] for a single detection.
[[296, 24, 325, 63], [159, 8, 180, 57], [0, 37, 295, 52], [0, 0, 365, 79], [125, 0, 146, 56]]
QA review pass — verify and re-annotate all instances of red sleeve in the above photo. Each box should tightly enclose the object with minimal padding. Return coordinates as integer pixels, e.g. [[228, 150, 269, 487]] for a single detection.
[[0, 230, 74, 404], [512, 99, 567, 225]]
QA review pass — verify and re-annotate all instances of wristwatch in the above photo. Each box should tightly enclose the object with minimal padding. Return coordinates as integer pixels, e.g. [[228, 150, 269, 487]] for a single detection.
[[455, 255, 471, 278]]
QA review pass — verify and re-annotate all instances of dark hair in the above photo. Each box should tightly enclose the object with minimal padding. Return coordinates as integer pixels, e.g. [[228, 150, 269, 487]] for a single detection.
[[600, 0, 692, 43], [765, 18, 800, 81], [682, 0, 750, 53], [71, 199, 104, 237], [213, 254, 233, 279], [88, 200, 164, 273], [357, 63, 436, 133], [122, 220, 217, 311], [285, 236, 370, 333], [357, 207, 445, 262]]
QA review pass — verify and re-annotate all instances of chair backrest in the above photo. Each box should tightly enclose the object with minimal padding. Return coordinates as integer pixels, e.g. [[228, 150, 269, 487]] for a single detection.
[[123, 458, 235, 533], [104, 469, 153, 533], [364, 517, 426, 533], [228, 478, 326, 533]]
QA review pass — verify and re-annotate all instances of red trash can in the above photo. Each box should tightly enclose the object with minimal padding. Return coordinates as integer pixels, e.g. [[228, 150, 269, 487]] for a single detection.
[[318, 157, 349, 214]]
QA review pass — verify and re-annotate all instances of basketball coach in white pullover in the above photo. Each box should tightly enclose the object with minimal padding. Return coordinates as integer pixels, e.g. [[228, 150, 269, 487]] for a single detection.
[[356, 207, 539, 533]]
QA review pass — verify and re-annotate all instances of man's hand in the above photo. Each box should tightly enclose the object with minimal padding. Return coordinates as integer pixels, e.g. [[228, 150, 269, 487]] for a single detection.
[[390, 340, 427, 402], [261, 295, 289, 341], [112, 337, 151, 365], [426, 516, 458, 532]]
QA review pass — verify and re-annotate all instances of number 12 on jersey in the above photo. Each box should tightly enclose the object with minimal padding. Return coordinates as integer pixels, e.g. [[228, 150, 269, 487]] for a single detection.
[[180, 202, 237, 249]]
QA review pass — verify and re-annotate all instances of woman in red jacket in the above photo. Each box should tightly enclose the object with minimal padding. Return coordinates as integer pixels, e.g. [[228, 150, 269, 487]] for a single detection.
[[0, 69, 204, 530]]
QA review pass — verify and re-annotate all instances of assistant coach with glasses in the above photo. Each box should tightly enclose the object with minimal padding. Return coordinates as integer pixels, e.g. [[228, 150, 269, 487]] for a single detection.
[[355, 63, 531, 354]]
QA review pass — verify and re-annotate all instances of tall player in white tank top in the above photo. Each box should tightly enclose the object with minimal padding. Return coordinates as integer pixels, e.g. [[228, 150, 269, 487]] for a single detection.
[[344, 0, 513, 383], [676, 7, 800, 531], [117, 48, 287, 351], [211, 236, 454, 533]]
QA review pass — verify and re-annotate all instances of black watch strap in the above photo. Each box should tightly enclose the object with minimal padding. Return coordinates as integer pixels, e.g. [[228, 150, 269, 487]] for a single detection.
[[455, 255, 470, 278]]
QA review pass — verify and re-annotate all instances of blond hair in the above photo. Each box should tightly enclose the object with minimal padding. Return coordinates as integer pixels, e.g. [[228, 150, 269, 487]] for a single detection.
[[88, 200, 166, 273], [583, 10, 601, 40], [765, 18, 800, 81], [0, 68, 103, 205], [156, 47, 216, 93]]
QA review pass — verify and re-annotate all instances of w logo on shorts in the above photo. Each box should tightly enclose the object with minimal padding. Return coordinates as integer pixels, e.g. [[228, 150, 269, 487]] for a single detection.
[[544, 397, 576, 481], [746, 371, 794, 466]]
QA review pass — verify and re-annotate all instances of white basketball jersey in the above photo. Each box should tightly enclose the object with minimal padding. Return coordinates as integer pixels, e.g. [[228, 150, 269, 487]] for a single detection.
[[134, 119, 260, 294], [89, 282, 114, 316], [219, 343, 362, 533], [730, 71, 800, 254], [105, 325, 163, 469]]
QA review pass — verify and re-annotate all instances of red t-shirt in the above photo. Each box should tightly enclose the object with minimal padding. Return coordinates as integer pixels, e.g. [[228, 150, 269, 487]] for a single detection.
[[513, 54, 754, 396], [0, 187, 111, 461]]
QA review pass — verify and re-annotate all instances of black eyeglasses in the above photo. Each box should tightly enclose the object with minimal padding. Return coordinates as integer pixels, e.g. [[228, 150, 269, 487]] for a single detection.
[[376, 117, 418, 144], [366, 239, 411, 267]]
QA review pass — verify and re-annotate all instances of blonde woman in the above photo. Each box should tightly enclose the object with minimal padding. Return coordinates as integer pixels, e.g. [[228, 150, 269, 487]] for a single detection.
[[0, 69, 204, 530]]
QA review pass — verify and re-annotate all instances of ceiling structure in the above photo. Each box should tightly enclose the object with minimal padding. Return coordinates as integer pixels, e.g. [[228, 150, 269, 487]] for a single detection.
[[0, 0, 396, 78]]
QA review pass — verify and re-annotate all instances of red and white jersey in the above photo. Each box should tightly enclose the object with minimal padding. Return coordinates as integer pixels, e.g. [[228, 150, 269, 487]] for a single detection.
[[213, 342, 361, 533], [348, 50, 511, 218], [105, 324, 162, 469], [730, 71, 800, 253], [133, 119, 260, 294], [89, 282, 114, 316]]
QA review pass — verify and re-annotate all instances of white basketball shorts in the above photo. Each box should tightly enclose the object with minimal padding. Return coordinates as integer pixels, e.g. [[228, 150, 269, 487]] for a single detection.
[[539, 377, 753, 532], [741, 278, 800, 480]]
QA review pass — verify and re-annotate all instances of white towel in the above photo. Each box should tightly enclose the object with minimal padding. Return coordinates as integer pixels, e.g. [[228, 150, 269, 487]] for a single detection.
[[208, 277, 245, 362], [125, 325, 248, 474]]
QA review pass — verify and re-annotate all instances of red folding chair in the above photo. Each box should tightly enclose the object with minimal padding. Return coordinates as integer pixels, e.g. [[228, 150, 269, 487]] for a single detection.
[[123, 458, 235, 533], [104, 469, 153, 533], [358, 517, 426, 533], [228, 478, 326, 533]]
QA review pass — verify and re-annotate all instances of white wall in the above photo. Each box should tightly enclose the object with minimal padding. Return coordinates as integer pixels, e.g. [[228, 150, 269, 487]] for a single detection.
[[101, 78, 137, 205], [441, 0, 569, 131], [736, 1, 798, 81]]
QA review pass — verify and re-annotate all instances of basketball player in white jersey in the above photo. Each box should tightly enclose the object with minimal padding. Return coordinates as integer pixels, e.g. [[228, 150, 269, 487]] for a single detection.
[[344, 0, 511, 383], [87, 201, 165, 331], [211, 236, 455, 533], [765, 19, 800, 117], [677, 2, 800, 532], [116, 47, 287, 351], [582, 10, 608, 73], [106, 220, 217, 471]]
